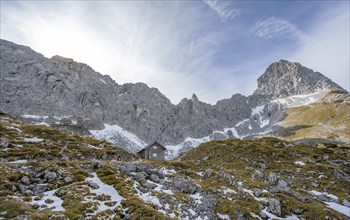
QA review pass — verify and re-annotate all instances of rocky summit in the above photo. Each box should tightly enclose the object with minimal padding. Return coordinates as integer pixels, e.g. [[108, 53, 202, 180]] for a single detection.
[[253, 59, 345, 99], [0, 39, 350, 219]]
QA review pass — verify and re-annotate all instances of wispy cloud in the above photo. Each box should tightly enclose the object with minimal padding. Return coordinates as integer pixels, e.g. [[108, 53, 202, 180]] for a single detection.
[[251, 17, 298, 39], [290, 3, 349, 92], [203, 0, 240, 22], [0, 1, 236, 104]]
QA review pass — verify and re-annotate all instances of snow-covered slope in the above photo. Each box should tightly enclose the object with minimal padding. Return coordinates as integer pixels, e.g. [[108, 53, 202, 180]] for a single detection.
[[89, 124, 146, 153]]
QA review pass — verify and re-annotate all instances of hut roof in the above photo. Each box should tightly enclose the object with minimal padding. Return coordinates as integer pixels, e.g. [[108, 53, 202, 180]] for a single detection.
[[137, 141, 166, 153]]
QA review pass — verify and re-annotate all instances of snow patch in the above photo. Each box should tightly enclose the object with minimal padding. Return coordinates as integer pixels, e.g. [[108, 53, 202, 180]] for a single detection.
[[190, 193, 203, 204], [252, 105, 265, 115], [274, 90, 329, 108], [133, 182, 162, 207], [24, 137, 44, 142], [294, 161, 305, 166], [325, 202, 350, 217], [85, 173, 124, 213], [261, 208, 300, 220], [260, 119, 269, 128], [309, 190, 349, 217], [217, 213, 230, 220], [22, 115, 48, 120], [30, 189, 65, 211], [166, 135, 211, 160], [8, 160, 27, 163], [221, 187, 237, 195], [34, 122, 49, 126], [224, 127, 240, 139], [53, 116, 70, 120]]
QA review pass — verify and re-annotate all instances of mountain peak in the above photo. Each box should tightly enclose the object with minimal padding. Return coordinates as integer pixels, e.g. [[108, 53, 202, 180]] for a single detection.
[[191, 93, 199, 102], [253, 60, 345, 99]]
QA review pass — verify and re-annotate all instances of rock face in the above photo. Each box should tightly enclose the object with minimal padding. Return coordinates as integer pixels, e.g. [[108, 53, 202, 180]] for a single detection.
[[253, 59, 344, 99], [0, 39, 347, 153]]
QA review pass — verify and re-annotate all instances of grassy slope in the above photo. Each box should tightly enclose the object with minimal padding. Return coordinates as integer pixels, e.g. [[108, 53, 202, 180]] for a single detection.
[[0, 112, 147, 219], [179, 138, 350, 219], [277, 89, 350, 144], [0, 112, 136, 162]]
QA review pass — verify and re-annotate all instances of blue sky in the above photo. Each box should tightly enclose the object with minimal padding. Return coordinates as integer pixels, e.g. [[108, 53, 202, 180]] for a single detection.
[[1, 0, 349, 104]]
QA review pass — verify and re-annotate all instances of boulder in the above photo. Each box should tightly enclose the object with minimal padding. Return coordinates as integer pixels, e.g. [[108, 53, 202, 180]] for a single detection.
[[122, 163, 137, 172], [0, 138, 9, 148], [221, 172, 234, 185], [64, 176, 73, 184], [33, 184, 48, 194], [91, 160, 105, 169], [55, 189, 66, 197], [253, 170, 264, 179], [21, 176, 30, 185], [44, 171, 57, 182], [87, 181, 99, 189], [149, 174, 160, 183], [11, 185, 17, 192], [173, 177, 197, 194], [142, 181, 157, 189], [292, 208, 305, 215], [18, 184, 26, 193], [316, 194, 337, 202], [268, 172, 278, 185], [343, 199, 350, 207], [204, 169, 214, 178], [268, 198, 282, 216], [333, 170, 350, 182], [277, 180, 288, 187], [254, 189, 263, 197], [136, 163, 151, 172], [134, 173, 146, 183]]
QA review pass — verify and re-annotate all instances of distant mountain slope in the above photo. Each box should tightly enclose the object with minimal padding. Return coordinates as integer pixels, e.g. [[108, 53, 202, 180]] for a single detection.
[[1, 39, 348, 154], [276, 89, 350, 144]]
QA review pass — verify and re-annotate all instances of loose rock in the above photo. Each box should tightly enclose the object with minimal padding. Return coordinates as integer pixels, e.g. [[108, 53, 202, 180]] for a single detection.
[[0, 138, 9, 148], [21, 176, 30, 185], [173, 177, 197, 194], [268, 198, 282, 216], [87, 181, 99, 189], [64, 176, 73, 184], [268, 172, 278, 185], [149, 174, 160, 183]]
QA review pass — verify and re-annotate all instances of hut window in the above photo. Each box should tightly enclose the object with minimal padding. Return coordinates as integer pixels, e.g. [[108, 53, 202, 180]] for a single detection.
[[153, 153, 157, 158], [153, 145, 157, 149]]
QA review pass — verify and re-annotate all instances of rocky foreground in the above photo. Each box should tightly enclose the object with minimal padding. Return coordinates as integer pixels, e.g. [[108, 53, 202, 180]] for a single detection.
[[1, 113, 350, 219]]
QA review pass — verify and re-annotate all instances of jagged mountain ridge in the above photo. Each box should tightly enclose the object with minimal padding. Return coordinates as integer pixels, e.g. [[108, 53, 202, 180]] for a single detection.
[[0, 39, 347, 153]]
